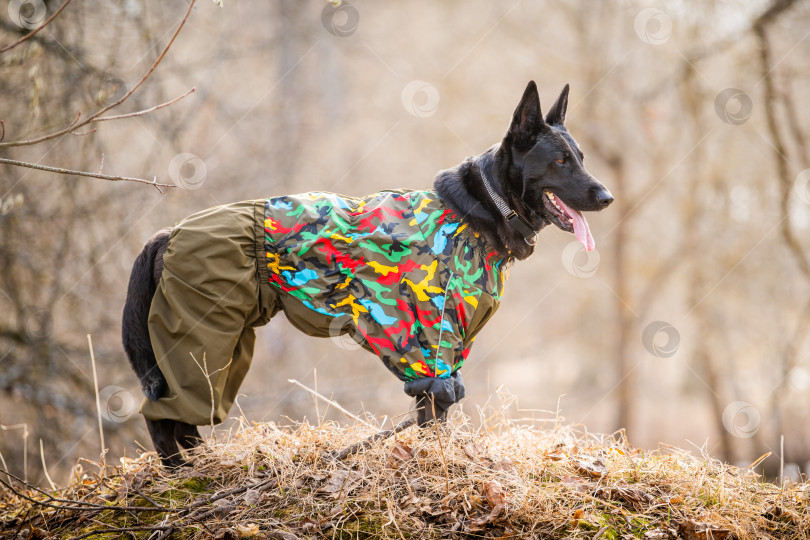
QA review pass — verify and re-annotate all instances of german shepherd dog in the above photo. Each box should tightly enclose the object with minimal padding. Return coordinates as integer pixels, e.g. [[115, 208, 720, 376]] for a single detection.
[[123, 81, 613, 466]]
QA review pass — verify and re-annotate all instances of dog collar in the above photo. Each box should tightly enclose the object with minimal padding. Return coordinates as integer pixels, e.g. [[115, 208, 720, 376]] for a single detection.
[[479, 168, 539, 246]]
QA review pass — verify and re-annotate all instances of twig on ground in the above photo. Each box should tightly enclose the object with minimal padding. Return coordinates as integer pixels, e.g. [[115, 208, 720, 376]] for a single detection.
[[67, 524, 173, 540], [331, 418, 416, 461], [134, 486, 163, 510], [0, 473, 168, 513]]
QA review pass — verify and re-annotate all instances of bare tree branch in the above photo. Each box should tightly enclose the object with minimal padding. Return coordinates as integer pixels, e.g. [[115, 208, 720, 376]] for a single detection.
[[0, 0, 73, 54], [94, 87, 196, 122], [642, 0, 801, 101], [0, 0, 196, 149], [0, 157, 175, 192]]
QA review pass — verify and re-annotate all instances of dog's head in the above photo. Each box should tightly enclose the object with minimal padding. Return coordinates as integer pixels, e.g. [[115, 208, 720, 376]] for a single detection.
[[499, 81, 613, 252]]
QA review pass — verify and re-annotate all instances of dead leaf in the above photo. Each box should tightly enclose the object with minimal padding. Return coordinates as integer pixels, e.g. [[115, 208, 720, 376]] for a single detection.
[[560, 475, 590, 492], [214, 529, 237, 540], [439, 491, 457, 507], [490, 458, 517, 475], [484, 480, 506, 507], [235, 523, 261, 538], [468, 503, 506, 531], [425, 504, 452, 517], [463, 441, 483, 461], [298, 517, 319, 531], [391, 441, 413, 461], [763, 505, 784, 520], [267, 531, 300, 540], [572, 454, 608, 479], [244, 488, 260, 506], [544, 449, 566, 461], [677, 519, 733, 540], [643, 529, 678, 539], [596, 486, 654, 511], [318, 469, 362, 497]]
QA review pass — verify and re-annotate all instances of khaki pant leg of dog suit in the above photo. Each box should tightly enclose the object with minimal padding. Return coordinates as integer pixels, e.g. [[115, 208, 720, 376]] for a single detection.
[[140, 200, 278, 425]]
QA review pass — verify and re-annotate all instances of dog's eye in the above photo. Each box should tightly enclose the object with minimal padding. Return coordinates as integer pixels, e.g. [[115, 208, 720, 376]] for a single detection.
[[555, 157, 565, 164]]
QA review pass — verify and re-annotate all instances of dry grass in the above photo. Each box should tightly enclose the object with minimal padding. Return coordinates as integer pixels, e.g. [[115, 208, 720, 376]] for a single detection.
[[1, 395, 809, 539]]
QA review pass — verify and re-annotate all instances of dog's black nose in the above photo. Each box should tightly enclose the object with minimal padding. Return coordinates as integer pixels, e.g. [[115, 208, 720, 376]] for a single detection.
[[596, 191, 614, 208]]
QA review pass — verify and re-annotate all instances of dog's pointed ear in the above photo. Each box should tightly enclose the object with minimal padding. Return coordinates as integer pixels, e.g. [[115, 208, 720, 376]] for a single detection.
[[506, 80, 546, 151], [545, 83, 569, 126]]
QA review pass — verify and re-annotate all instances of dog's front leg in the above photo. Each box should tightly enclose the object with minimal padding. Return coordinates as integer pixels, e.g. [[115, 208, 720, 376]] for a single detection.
[[414, 394, 450, 426], [405, 371, 466, 427]]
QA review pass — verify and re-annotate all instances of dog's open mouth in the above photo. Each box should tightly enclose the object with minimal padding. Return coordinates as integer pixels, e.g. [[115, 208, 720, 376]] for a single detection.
[[543, 191, 596, 251]]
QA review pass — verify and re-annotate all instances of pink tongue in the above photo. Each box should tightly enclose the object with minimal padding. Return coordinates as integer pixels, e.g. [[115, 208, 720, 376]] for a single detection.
[[556, 198, 595, 251]]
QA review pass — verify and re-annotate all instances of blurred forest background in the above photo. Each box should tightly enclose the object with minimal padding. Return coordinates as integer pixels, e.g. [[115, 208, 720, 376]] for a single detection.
[[1, 0, 810, 488]]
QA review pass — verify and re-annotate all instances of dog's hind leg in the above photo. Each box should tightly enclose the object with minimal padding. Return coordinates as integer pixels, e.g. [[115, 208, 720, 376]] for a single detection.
[[145, 418, 186, 468], [122, 228, 172, 402], [175, 422, 202, 450]]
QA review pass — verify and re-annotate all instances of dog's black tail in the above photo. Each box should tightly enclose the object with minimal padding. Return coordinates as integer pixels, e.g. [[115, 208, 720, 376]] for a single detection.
[[122, 228, 172, 401]]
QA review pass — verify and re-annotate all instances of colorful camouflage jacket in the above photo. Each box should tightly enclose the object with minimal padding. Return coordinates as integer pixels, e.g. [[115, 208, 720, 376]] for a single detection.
[[263, 190, 507, 382]]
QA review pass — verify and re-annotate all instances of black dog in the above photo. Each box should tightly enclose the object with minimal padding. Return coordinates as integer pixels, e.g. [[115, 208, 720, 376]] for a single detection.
[[122, 81, 612, 466]]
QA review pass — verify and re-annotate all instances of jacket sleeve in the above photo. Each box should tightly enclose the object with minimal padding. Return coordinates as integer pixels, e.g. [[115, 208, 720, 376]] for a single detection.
[[399, 290, 498, 416], [392, 276, 499, 381]]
